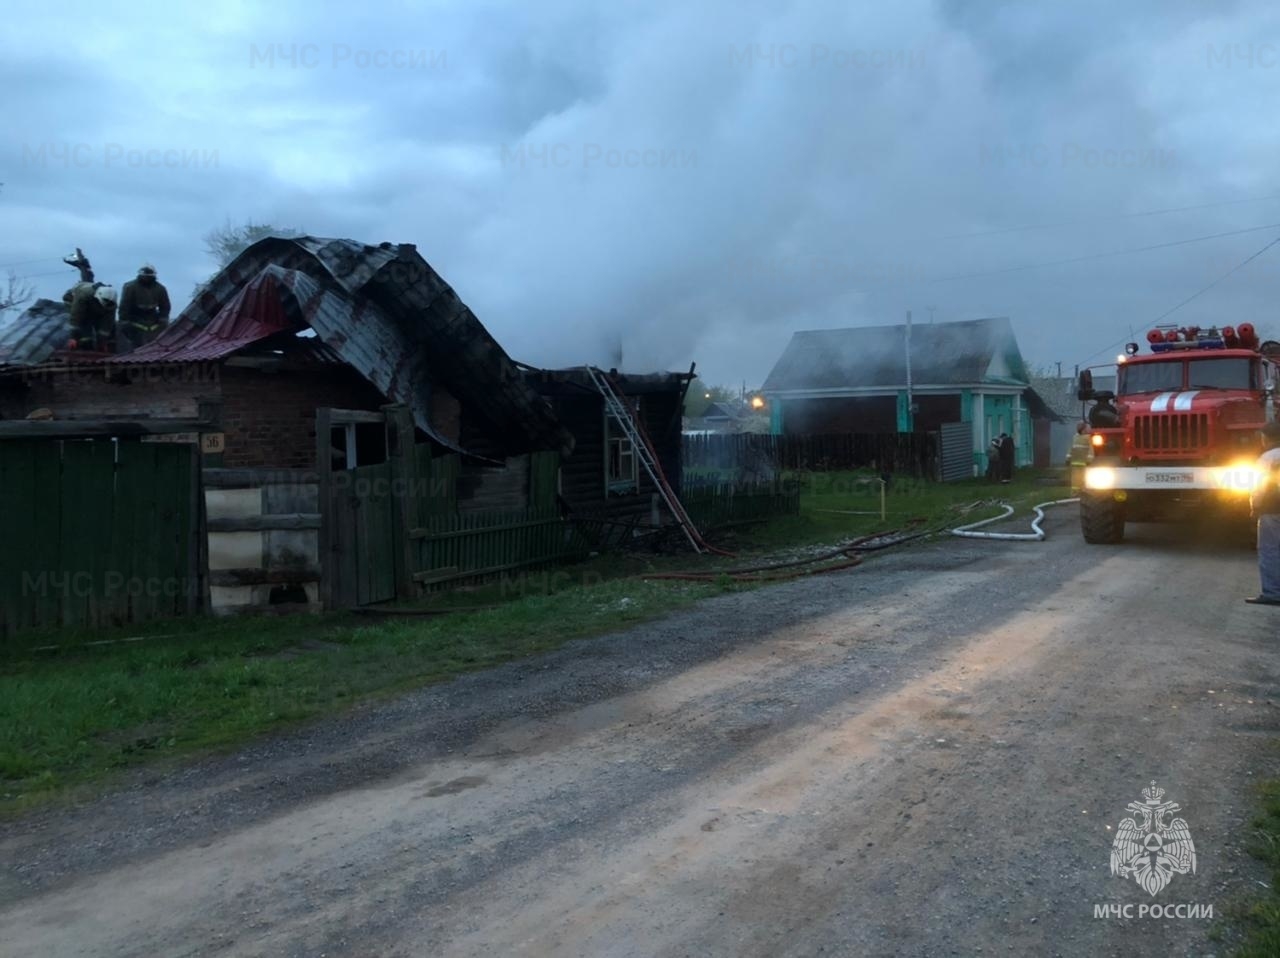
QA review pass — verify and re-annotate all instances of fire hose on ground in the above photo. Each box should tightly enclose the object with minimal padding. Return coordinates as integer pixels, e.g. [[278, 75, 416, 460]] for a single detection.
[[640, 524, 934, 583], [949, 497, 1080, 542]]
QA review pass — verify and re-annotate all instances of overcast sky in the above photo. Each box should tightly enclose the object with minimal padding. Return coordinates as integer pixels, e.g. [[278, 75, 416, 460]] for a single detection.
[[3, 0, 1280, 387]]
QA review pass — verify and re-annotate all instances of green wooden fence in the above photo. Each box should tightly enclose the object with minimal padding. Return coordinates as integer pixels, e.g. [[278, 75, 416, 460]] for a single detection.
[[0, 439, 199, 635], [318, 404, 801, 604], [411, 508, 593, 588], [683, 480, 801, 530]]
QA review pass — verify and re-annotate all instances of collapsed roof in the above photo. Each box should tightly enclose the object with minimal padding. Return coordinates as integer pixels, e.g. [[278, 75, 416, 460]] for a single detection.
[[115, 236, 575, 458]]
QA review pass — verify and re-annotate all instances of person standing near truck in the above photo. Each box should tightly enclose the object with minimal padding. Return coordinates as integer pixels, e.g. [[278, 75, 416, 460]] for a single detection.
[[1247, 421, 1280, 605], [1068, 422, 1091, 492]]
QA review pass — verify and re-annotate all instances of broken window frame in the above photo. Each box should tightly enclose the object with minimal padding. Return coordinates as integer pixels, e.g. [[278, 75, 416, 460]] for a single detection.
[[604, 398, 640, 495]]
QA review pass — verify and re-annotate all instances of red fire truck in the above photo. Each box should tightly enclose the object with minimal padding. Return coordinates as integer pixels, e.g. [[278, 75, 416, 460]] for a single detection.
[[1078, 323, 1279, 543]]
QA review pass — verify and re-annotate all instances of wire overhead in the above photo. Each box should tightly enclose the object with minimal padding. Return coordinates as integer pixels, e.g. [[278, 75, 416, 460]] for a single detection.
[[933, 192, 1280, 241], [928, 222, 1280, 285], [1073, 229, 1280, 368]]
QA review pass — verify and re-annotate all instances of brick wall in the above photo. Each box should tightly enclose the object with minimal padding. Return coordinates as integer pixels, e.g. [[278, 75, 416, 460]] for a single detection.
[[0, 364, 216, 421], [0, 361, 482, 469], [219, 365, 387, 468]]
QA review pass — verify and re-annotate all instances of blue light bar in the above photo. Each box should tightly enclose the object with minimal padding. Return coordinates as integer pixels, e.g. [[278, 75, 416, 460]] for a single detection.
[[1149, 338, 1227, 353]]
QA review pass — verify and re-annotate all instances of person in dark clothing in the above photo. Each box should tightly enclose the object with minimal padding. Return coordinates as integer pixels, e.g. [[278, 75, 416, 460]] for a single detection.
[[998, 432, 1015, 483], [117, 263, 171, 354], [1247, 421, 1280, 604]]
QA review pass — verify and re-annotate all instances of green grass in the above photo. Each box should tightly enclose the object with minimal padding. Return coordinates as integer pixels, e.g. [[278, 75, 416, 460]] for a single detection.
[[0, 468, 1068, 816], [0, 577, 723, 815], [1227, 778, 1280, 955], [740, 467, 1071, 551]]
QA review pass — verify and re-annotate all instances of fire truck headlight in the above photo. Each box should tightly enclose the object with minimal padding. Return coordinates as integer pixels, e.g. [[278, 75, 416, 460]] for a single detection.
[[1216, 462, 1263, 493], [1085, 467, 1116, 490]]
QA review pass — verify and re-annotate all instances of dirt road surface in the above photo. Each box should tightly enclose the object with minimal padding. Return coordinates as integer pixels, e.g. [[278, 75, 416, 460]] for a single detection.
[[3, 508, 1279, 957]]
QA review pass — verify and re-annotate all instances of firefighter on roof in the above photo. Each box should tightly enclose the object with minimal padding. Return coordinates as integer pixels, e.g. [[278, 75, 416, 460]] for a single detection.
[[63, 282, 117, 351], [117, 263, 171, 353]]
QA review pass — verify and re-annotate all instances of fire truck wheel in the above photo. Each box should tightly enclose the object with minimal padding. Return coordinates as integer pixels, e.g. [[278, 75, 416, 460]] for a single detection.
[[1080, 493, 1124, 544]]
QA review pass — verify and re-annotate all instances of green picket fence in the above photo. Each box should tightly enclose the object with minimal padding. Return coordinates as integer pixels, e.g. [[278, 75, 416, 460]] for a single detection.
[[683, 480, 801, 530], [411, 508, 594, 588]]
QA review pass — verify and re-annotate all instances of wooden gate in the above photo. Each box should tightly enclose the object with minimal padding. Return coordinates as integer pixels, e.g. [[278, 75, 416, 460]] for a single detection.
[[316, 409, 404, 608], [0, 437, 201, 635]]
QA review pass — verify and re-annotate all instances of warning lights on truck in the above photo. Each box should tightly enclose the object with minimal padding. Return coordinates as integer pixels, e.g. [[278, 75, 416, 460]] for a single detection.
[[1144, 323, 1260, 353]]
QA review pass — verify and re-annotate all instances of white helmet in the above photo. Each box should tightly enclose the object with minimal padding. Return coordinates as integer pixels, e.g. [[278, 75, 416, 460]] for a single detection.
[[137, 263, 157, 278], [94, 285, 117, 306]]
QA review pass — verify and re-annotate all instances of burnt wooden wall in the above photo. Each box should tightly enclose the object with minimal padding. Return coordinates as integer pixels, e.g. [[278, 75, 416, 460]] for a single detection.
[[551, 387, 684, 519]]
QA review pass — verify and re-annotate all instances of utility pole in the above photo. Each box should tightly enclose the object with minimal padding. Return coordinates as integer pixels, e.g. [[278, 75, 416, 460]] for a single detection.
[[1056, 361, 1062, 378], [927, 306, 936, 325], [905, 309, 914, 432]]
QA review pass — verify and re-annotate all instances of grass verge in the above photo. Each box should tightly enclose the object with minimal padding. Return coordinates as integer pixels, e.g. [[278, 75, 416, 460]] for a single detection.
[[0, 577, 723, 816], [1223, 779, 1280, 955], [0, 469, 1069, 816]]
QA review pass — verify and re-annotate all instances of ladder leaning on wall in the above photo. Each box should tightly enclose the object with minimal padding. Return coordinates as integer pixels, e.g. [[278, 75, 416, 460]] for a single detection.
[[583, 365, 708, 554]]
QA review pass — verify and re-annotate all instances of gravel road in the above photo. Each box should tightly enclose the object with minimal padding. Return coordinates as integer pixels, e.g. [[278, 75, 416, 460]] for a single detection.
[[3, 507, 1279, 957]]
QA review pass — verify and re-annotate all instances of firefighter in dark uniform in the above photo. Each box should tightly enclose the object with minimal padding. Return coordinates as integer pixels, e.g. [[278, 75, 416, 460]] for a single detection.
[[116, 263, 171, 353], [63, 282, 118, 351]]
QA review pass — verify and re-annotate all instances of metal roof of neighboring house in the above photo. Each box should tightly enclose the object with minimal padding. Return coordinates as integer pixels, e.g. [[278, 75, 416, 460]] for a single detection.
[[0, 299, 70, 367], [1032, 375, 1115, 421], [762, 317, 1029, 393]]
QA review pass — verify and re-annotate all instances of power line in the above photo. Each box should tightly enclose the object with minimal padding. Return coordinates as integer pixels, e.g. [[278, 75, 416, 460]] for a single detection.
[[1073, 229, 1280, 368], [20, 268, 79, 279], [928, 222, 1280, 285], [933, 192, 1280, 241], [0, 257, 64, 270]]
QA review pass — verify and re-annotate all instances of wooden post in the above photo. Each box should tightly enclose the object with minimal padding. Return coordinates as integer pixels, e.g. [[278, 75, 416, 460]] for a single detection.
[[880, 478, 886, 522], [315, 407, 333, 610], [384, 404, 418, 601]]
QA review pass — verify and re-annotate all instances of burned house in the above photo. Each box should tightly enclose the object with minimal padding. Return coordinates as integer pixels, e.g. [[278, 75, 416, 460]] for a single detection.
[[0, 237, 577, 615], [0, 237, 573, 473], [525, 368, 694, 533]]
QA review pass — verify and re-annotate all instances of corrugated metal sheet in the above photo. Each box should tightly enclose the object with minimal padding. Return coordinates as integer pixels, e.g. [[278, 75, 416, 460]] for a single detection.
[[113, 264, 470, 456], [111, 265, 297, 364], [0, 299, 70, 367], [182, 237, 574, 457], [939, 422, 974, 482]]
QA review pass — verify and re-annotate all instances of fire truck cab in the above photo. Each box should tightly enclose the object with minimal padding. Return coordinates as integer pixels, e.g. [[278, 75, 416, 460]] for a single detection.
[[1078, 323, 1279, 543]]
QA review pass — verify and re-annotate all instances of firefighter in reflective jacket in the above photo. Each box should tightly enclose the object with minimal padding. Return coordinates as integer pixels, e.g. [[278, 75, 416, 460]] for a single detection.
[[117, 263, 171, 353], [1068, 422, 1091, 492]]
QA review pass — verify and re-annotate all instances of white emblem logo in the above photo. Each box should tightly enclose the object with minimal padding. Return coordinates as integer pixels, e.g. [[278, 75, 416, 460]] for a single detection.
[[1110, 781, 1197, 897]]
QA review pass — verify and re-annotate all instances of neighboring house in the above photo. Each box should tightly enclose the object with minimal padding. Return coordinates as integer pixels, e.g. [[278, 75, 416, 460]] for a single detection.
[[525, 368, 693, 533], [761, 316, 1051, 472], [683, 399, 744, 435], [1032, 374, 1116, 465]]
